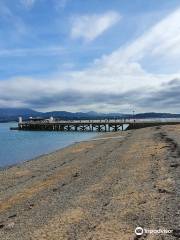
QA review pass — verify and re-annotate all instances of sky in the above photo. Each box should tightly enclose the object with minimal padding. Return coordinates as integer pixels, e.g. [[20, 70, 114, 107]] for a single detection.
[[0, 0, 180, 113]]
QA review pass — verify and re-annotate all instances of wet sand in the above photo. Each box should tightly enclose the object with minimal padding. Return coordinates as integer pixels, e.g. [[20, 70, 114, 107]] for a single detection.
[[0, 126, 179, 240]]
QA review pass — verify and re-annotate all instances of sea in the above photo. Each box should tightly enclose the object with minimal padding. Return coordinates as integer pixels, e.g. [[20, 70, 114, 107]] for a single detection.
[[0, 122, 98, 168], [1, 119, 180, 168]]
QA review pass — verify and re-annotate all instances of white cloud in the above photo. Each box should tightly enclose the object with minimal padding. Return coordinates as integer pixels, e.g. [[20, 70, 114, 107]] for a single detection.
[[105, 8, 180, 64], [67, 9, 180, 95], [71, 11, 121, 42], [1, 8, 180, 112], [0, 46, 64, 57]]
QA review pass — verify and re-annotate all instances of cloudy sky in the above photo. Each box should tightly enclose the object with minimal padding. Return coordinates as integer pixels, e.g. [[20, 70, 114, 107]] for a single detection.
[[1, 0, 180, 113]]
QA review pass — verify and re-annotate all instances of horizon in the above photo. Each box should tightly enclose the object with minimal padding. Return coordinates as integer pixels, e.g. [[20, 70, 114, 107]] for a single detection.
[[0, 0, 180, 113], [1, 107, 180, 116]]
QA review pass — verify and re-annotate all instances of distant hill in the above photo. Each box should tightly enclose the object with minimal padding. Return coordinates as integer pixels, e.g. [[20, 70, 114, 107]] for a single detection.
[[134, 112, 180, 119], [0, 108, 40, 117], [42, 111, 92, 120], [0, 108, 41, 122], [0, 108, 180, 122]]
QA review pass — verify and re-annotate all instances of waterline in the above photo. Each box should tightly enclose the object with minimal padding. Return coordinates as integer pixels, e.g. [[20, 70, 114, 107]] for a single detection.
[[0, 123, 98, 168]]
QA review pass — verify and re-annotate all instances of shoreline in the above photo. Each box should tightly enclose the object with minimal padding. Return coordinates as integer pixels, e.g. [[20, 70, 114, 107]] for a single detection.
[[0, 126, 179, 239], [0, 139, 92, 171], [0, 131, 123, 171], [0, 130, 100, 171]]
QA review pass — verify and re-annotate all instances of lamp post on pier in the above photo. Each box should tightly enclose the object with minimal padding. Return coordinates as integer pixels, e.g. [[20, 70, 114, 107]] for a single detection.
[[133, 110, 135, 122]]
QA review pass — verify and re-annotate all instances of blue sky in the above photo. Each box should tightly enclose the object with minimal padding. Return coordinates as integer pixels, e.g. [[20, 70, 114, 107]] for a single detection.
[[1, 0, 180, 112]]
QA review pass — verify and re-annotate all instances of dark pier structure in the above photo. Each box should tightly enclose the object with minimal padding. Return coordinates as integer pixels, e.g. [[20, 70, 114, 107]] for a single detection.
[[11, 117, 180, 132], [17, 120, 125, 132]]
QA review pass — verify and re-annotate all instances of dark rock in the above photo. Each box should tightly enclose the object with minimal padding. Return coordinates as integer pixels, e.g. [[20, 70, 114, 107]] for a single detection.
[[102, 201, 110, 207], [73, 172, 80, 178], [133, 234, 142, 240], [27, 203, 34, 210], [8, 214, 17, 219], [170, 163, 179, 168], [172, 229, 180, 238], [138, 200, 146, 205], [52, 188, 58, 192], [158, 188, 172, 194], [0, 223, 5, 229]]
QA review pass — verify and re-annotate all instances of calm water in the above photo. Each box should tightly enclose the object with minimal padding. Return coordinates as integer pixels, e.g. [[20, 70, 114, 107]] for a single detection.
[[0, 123, 97, 168]]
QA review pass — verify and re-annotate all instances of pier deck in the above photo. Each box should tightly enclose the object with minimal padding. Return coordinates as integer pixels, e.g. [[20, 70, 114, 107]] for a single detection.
[[11, 119, 180, 132]]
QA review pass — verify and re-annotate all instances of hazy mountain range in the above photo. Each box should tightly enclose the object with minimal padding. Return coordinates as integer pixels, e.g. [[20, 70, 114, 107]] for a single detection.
[[0, 108, 180, 122]]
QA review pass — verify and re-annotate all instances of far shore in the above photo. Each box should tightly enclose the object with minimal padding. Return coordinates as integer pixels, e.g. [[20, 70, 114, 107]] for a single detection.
[[0, 126, 179, 240]]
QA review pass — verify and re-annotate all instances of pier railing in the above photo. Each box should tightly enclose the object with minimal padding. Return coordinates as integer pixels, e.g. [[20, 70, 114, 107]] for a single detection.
[[12, 118, 180, 132], [18, 119, 126, 132]]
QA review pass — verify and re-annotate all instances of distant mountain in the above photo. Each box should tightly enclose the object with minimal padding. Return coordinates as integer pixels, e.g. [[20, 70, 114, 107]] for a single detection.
[[0, 108, 126, 122], [0, 108, 40, 117], [0, 108, 41, 122], [134, 112, 180, 119], [42, 111, 127, 120], [42, 111, 91, 120], [86, 111, 99, 116], [0, 108, 180, 122]]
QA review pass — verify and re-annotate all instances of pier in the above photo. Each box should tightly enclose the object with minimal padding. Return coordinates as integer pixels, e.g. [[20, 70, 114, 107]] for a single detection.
[[17, 120, 125, 132], [11, 118, 180, 132]]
